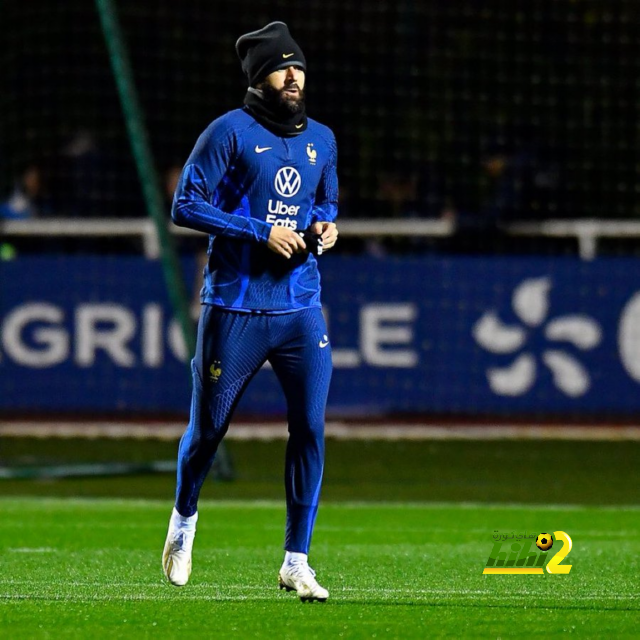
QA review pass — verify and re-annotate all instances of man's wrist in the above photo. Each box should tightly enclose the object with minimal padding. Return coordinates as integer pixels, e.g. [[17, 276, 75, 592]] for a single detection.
[[254, 220, 273, 243]]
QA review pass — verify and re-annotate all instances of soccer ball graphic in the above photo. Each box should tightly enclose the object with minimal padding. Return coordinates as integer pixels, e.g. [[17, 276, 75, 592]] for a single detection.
[[536, 533, 553, 551]]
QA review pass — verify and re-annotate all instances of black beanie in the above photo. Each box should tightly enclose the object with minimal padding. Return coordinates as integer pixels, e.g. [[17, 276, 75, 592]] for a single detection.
[[235, 22, 306, 87]]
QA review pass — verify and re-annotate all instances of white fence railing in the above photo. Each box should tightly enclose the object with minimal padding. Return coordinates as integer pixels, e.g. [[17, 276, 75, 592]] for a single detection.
[[2, 218, 639, 260]]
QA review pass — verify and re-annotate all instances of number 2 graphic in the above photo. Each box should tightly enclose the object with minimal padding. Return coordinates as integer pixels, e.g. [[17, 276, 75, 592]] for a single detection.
[[546, 531, 573, 574]]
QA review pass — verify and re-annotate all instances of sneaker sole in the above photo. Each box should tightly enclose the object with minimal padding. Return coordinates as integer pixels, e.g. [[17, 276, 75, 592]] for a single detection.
[[300, 595, 328, 603], [278, 576, 328, 602]]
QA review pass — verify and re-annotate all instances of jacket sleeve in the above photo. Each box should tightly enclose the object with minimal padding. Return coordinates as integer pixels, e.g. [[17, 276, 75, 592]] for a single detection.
[[171, 121, 272, 243], [310, 133, 339, 224]]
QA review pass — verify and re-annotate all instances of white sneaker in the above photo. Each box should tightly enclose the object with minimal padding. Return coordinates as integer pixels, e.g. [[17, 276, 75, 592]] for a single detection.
[[162, 509, 196, 586], [278, 562, 329, 602]]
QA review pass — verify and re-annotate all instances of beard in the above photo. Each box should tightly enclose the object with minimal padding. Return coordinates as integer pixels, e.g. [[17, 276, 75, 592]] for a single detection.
[[258, 81, 306, 117]]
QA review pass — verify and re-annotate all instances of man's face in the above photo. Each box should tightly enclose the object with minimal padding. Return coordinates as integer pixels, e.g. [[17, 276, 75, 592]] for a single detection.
[[259, 66, 306, 114]]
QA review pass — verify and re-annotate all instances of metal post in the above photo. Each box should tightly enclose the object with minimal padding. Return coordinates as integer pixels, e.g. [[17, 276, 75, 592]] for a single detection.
[[94, 0, 233, 480]]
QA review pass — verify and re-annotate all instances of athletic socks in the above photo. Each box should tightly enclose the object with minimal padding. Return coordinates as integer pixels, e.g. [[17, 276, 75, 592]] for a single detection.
[[283, 551, 308, 566], [171, 507, 198, 532]]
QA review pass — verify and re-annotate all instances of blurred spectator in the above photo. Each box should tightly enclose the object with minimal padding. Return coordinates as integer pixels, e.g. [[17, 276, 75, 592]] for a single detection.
[[358, 160, 453, 256], [373, 159, 452, 221], [337, 181, 354, 219], [376, 165, 418, 218], [439, 138, 564, 254], [0, 162, 50, 219], [480, 142, 560, 225], [445, 140, 560, 234], [164, 164, 182, 206], [54, 130, 108, 217]]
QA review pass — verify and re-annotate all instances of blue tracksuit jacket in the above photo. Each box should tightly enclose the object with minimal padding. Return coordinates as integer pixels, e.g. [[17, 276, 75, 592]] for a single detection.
[[171, 107, 338, 311]]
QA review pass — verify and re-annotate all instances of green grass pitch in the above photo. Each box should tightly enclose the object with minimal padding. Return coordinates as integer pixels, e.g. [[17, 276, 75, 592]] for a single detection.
[[1, 498, 638, 638]]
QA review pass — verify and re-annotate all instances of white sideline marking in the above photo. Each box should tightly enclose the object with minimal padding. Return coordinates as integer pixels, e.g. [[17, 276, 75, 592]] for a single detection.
[[2, 421, 640, 441], [9, 548, 56, 553], [0, 586, 637, 603], [1, 497, 639, 511], [2, 581, 637, 599]]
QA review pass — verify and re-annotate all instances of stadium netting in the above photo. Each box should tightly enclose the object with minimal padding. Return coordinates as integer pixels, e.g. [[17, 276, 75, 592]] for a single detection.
[[2, 1, 640, 442], [2, 1, 640, 229]]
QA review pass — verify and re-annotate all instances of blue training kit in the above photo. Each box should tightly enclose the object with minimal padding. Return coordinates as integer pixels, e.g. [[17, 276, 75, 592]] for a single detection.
[[176, 305, 332, 552], [172, 107, 338, 311], [171, 106, 337, 554]]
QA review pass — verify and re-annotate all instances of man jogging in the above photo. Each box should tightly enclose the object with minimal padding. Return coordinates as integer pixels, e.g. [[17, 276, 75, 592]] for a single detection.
[[162, 22, 338, 602]]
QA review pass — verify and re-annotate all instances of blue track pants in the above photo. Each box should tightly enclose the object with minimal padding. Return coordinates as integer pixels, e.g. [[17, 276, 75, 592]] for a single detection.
[[175, 305, 332, 553]]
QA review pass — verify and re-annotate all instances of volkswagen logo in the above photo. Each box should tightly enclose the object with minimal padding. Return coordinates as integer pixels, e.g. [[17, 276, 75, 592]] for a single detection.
[[274, 167, 302, 198]]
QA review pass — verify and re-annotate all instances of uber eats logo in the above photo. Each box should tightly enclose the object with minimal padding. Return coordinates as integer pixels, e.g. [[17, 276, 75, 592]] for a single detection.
[[483, 531, 573, 575], [267, 167, 302, 229]]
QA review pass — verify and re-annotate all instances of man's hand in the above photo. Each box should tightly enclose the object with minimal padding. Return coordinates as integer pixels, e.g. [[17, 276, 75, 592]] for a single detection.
[[310, 222, 338, 251], [267, 225, 307, 259]]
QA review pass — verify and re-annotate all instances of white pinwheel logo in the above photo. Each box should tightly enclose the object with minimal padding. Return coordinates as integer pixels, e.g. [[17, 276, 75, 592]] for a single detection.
[[274, 167, 301, 198], [473, 277, 602, 397]]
